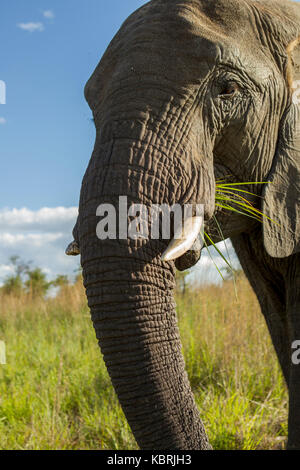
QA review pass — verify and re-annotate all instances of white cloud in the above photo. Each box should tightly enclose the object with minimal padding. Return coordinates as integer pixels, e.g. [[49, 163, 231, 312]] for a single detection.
[[43, 10, 55, 19], [0, 117, 6, 125], [0, 207, 78, 232], [0, 207, 79, 284], [17, 22, 44, 33], [0, 232, 64, 247]]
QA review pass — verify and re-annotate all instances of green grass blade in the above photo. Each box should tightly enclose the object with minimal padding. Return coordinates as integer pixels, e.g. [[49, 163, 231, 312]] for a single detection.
[[215, 196, 264, 217], [216, 187, 264, 199], [204, 232, 234, 271], [215, 203, 262, 222], [212, 215, 238, 298], [201, 233, 225, 282], [217, 182, 270, 187]]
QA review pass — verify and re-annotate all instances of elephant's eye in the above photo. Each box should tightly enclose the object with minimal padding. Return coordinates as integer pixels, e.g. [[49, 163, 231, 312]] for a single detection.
[[219, 82, 240, 98]]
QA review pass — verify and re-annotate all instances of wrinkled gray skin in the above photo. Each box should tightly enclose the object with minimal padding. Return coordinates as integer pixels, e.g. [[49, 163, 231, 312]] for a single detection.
[[71, 0, 300, 449]]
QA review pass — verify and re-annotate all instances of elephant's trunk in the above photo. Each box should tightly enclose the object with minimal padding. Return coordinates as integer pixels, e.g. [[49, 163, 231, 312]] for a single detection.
[[78, 118, 213, 448], [83, 251, 210, 449]]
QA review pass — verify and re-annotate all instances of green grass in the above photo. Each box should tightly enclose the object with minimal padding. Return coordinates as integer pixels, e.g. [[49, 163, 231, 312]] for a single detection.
[[177, 280, 287, 450], [0, 278, 288, 450]]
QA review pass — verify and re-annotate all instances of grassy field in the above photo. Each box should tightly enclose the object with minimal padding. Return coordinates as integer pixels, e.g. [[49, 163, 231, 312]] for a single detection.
[[0, 276, 288, 450]]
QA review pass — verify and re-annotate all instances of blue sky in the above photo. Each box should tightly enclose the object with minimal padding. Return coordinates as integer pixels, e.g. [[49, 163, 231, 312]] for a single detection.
[[0, 0, 146, 210]]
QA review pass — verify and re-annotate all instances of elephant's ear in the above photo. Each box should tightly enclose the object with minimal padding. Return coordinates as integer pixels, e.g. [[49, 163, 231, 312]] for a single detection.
[[262, 38, 300, 259]]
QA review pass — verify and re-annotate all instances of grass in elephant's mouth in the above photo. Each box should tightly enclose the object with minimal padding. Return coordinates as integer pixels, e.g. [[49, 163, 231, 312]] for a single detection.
[[0, 278, 287, 450], [214, 181, 271, 223], [205, 181, 274, 281]]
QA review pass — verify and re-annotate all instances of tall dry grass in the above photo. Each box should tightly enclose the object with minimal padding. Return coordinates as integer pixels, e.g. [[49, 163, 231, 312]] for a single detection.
[[0, 276, 287, 449]]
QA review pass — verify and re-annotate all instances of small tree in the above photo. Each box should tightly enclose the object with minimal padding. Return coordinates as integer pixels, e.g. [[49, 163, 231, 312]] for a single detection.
[[9, 255, 31, 277], [1, 256, 31, 296], [52, 275, 69, 287], [1, 275, 23, 296], [25, 268, 51, 298]]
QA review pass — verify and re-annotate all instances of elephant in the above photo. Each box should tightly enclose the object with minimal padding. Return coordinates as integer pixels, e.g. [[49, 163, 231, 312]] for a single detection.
[[67, 0, 300, 450]]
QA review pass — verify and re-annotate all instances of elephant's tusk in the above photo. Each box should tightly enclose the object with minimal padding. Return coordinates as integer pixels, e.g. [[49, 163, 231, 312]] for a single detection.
[[161, 216, 203, 262], [65, 240, 80, 256]]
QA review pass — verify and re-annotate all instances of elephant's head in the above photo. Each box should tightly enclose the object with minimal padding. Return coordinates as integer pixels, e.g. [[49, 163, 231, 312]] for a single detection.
[[71, 0, 300, 449]]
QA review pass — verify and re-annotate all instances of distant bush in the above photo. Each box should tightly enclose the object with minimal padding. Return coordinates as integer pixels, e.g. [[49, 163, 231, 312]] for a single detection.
[[1, 274, 23, 296], [0, 255, 71, 298], [24, 267, 52, 298]]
